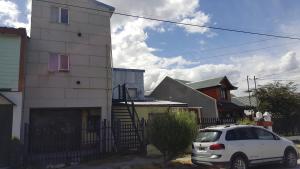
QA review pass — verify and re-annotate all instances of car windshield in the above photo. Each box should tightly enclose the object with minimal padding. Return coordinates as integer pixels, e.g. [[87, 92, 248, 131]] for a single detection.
[[195, 130, 222, 142]]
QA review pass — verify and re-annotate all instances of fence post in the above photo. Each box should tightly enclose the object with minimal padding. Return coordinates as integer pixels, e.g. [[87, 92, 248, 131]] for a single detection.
[[140, 118, 147, 155], [103, 119, 107, 153]]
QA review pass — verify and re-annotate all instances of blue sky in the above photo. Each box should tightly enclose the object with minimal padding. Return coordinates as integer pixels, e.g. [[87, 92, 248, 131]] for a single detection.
[[1, 0, 300, 95]]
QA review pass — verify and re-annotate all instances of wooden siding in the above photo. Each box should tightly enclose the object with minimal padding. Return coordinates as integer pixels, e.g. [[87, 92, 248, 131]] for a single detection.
[[0, 35, 21, 90], [199, 87, 220, 100]]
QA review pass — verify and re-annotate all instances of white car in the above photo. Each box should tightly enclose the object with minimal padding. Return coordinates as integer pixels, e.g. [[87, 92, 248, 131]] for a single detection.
[[192, 125, 299, 169]]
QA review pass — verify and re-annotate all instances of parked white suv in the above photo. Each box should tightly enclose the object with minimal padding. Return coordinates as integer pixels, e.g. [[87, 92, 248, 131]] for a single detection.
[[192, 125, 299, 169]]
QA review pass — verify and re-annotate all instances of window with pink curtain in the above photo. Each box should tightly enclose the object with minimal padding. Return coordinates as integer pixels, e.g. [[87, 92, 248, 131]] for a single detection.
[[48, 53, 59, 72]]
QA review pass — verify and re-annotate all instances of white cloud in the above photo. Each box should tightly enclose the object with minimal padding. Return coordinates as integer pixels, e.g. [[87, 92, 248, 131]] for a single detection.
[[0, 0, 31, 34], [99, 0, 300, 95]]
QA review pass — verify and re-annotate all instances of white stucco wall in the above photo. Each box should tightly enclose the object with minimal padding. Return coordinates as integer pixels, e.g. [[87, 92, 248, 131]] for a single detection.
[[1, 92, 23, 138]]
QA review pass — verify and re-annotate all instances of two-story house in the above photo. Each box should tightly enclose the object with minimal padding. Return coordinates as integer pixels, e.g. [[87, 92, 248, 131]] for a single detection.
[[0, 27, 27, 167], [186, 76, 243, 117], [23, 0, 115, 137]]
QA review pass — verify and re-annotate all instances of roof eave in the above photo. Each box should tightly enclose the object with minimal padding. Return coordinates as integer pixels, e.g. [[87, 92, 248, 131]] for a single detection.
[[94, 0, 115, 13]]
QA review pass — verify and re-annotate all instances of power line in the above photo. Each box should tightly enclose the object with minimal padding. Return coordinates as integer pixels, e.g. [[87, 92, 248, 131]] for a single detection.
[[198, 38, 277, 53], [195, 40, 300, 61], [35, 0, 300, 40]]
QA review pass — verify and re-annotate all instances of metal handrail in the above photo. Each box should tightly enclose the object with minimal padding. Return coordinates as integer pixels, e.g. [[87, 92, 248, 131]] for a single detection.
[[122, 84, 143, 146]]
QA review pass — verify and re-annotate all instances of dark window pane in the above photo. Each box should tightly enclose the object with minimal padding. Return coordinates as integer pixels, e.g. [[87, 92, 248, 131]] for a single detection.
[[237, 128, 257, 140], [226, 130, 237, 140], [254, 128, 275, 140], [60, 8, 69, 24], [196, 130, 222, 142]]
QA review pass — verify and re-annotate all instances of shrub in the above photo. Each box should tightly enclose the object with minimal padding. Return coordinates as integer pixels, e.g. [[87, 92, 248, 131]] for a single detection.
[[147, 112, 198, 161], [238, 118, 256, 125]]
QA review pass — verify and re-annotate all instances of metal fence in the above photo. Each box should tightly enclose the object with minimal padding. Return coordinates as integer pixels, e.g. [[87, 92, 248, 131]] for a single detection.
[[272, 115, 300, 136], [199, 117, 237, 129], [24, 120, 146, 168]]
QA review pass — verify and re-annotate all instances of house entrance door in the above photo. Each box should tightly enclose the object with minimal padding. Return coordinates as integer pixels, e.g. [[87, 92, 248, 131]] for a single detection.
[[0, 105, 13, 167]]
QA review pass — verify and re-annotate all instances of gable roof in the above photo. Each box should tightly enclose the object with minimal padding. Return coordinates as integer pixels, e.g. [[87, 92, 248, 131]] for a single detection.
[[186, 76, 237, 90], [93, 0, 115, 12], [174, 79, 191, 84]]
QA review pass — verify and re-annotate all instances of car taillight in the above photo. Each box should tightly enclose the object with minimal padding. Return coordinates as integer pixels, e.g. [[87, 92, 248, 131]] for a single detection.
[[209, 144, 225, 150]]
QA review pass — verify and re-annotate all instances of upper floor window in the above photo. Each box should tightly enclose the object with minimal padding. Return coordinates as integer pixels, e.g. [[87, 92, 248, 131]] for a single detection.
[[51, 7, 69, 24], [220, 87, 227, 99], [49, 53, 70, 72]]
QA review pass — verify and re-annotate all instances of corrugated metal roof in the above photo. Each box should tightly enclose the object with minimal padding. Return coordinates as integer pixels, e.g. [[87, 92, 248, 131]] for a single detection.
[[185, 76, 237, 90], [232, 96, 257, 107], [186, 77, 225, 89], [174, 79, 191, 84]]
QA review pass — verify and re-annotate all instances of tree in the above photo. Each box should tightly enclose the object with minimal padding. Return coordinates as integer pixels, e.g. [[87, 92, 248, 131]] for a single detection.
[[147, 112, 198, 161], [254, 82, 300, 116]]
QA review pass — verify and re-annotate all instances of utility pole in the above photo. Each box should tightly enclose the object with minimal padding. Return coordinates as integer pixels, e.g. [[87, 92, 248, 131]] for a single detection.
[[246, 76, 252, 107], [253, 76, 259, 109]]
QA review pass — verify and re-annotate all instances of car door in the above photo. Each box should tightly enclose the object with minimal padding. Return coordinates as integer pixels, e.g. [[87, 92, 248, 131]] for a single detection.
[[253, 127, 284, 161], [225, 127, 262, 161]]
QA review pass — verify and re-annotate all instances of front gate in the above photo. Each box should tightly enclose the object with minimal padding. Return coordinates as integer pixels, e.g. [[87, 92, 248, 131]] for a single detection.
[[24, 119, 146, 167], [0, 105, 13, 167]]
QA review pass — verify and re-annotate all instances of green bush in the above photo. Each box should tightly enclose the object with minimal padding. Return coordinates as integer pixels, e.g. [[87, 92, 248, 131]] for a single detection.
[[147, 112, 198, 161], [238, 118, 256, 125]]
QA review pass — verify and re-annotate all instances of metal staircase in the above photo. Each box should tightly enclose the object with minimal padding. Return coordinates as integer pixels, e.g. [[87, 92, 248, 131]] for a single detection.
[[112, 84, 145, 153]]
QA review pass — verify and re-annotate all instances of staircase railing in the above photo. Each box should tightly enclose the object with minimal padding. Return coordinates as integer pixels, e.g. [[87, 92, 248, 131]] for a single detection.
[[121, 84, 144, 150]]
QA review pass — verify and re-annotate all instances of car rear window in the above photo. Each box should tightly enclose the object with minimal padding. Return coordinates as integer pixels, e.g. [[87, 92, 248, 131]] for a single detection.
[[195, 130, 222, 142]]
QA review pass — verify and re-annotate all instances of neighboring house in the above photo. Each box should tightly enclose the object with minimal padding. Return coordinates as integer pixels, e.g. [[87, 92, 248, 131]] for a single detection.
[[112, 68, 145, 100], [150, 76, 219, 118], [112, 68, 188, 121], [0, 27, 27, 167], [232, 96, 257, 115], [23, 0, 115, 137], [185, 76, 242, 117]]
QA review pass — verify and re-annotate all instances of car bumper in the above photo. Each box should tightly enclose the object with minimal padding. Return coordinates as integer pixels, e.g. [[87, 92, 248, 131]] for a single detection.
[[191, 159, 230, 169]]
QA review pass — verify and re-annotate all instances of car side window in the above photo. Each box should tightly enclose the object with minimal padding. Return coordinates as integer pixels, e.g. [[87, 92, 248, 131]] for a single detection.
[[254, 128, 275, 140], [226, 129, 237, 141], [237, 128, 257, 140], [226, 128, 256, 141]]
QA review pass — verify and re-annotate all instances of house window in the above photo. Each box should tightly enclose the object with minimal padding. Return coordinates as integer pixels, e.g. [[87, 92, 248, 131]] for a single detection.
[[51, 7, 69, 24], [128, 88, 137, 99], [220, 87, 227, 99], [49, 54, 70, 72]]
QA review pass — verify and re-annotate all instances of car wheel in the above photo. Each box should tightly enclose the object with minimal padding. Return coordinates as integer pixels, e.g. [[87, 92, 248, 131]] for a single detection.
[[284, 149, 298, 168], [231, 156, 248, 169]]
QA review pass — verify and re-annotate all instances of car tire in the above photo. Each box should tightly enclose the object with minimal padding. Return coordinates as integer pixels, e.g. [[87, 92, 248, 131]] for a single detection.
[[230, 156, 248, 169], [284, 149, 298, 168]]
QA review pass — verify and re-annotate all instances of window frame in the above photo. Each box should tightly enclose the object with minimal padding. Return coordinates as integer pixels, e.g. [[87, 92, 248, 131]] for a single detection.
[[48, 53, 70, 72], [58, 54, 70, 72], [59, 7, 69, 24]]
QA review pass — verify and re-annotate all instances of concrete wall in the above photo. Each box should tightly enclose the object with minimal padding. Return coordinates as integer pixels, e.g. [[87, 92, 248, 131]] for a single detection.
[[24, 0, 113, 125], [1, 92, 23, 139], [0, 35, 21, 90], [150, 77, 219, 118], [112, 69, 145, 100]]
